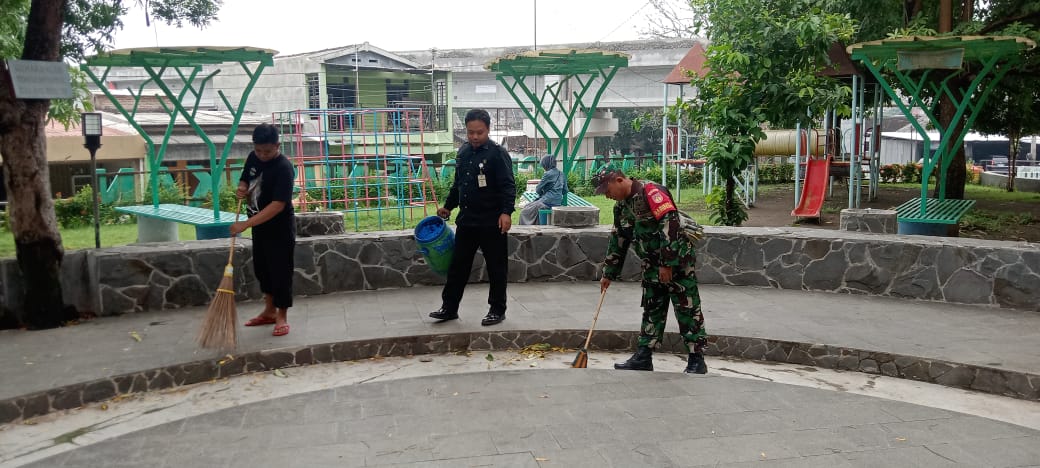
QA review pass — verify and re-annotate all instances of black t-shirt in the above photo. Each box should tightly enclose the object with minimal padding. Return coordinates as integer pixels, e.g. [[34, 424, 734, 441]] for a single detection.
[[239, 152, 295, 238]]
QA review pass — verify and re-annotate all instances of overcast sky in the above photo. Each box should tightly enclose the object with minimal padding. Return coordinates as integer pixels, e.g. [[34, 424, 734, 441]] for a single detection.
[[111, 0, 658, 55]]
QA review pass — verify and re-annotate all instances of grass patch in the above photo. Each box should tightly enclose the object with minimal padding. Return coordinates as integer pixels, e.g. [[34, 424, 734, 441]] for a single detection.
[[960, 211, 1037, 234], [884, 182, 1040, 203], [0, 223, 197, 259], [0, 189, 720, 259]]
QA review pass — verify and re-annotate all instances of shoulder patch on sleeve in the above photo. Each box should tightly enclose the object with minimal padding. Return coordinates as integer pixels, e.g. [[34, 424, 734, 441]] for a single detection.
[[644, 184, 676, 220]]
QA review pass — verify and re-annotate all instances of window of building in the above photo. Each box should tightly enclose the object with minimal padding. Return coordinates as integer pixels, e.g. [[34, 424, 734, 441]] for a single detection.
[[305, 73, 320, 120]]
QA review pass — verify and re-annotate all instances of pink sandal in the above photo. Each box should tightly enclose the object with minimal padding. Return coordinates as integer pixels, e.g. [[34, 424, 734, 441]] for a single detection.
[[272, 323, 290, 336], [245, 316, 276, 327]]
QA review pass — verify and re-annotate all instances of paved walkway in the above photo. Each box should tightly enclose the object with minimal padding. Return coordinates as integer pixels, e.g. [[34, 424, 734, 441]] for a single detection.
[[4, 283, 1040, 467], [21, 370, 1040, 467], [3, 282, 1039, 401]]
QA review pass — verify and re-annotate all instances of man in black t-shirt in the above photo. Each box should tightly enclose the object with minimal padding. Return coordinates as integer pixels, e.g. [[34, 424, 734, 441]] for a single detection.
[[231, 124, 296, 337]]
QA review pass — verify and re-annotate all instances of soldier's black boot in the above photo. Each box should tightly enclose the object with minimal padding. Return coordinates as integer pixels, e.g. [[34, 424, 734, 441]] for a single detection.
[[614, 346, 654, 371], [684, 352, 707, 374]]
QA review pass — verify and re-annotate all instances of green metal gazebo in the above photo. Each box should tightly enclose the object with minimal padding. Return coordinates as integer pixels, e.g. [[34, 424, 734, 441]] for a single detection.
[[847, 36, 1034, 231], [487, 49, 629, 185], [82, 46, 277, 221]]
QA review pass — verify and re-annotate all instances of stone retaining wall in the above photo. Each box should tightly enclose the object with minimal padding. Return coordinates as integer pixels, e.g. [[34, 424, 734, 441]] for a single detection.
[[1, 227, 1037, 323]]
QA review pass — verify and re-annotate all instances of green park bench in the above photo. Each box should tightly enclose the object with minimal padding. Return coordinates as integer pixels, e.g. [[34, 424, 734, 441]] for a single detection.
[[520, 191, 594, 207], [116, 204, 240, 243], [894, 198, 975, 224]]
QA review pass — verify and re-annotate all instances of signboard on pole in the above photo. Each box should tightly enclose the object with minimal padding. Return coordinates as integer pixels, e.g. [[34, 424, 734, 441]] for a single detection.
[[4, 59, 74, 99]]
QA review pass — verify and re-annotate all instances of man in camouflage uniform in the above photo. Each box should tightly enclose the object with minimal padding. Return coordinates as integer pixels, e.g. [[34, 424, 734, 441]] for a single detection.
[[594, 164, 708, 374]]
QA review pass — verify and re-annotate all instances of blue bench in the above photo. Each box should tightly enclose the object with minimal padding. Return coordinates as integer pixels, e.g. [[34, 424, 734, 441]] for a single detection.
[[116, 204, 241, 242], [520, 191, 594, 207]]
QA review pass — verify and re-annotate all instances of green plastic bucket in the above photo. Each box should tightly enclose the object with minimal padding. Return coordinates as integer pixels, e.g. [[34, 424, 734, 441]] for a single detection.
[[414, 216, 455, 275]]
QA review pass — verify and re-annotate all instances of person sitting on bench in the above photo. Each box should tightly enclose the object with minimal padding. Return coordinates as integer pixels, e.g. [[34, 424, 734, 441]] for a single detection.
[[520, 154, 568, 225]]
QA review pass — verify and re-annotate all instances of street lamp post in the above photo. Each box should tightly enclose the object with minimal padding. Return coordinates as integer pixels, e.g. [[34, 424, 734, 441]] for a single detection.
[[81, 112, 102, 249]]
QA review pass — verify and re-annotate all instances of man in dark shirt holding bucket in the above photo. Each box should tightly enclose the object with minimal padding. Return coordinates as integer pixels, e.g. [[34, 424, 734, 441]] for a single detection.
[[429, 109, 516, 326]]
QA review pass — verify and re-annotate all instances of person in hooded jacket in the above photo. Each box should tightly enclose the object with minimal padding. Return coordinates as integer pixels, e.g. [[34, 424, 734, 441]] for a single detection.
[[519, 154, 568, 225]]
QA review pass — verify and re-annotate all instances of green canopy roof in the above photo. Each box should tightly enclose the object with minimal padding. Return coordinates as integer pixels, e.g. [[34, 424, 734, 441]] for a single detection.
[[84, 46, 277, 67], [486, 49, 629, 75], [847, 35, 1034, 61]]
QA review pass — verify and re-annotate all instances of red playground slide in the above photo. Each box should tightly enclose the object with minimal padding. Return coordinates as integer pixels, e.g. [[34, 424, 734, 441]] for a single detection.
[[791, 156, 831, 218]]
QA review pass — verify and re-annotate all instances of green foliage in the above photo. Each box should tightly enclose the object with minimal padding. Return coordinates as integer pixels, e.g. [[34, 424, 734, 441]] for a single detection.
[[513, 171, 532, 199], [901, 163, 921, 184], [429, 175, 452, 205], [880, 163, 901, 183], [756, 163, 795, 184], [961, 211, 1037, 234], [2, 0, 222, 127], [704, 185, 748, 226], [610, 108, 667, 156], [566, 171, 595, 197], [53, 186, 118, 228], [680, 0, 855, 225], [0, 0, 28, 58]]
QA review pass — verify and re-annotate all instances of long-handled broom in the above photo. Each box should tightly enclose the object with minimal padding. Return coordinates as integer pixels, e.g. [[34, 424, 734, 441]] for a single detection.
[[197, 199, 243, 350], [571, 289, 608, 368]]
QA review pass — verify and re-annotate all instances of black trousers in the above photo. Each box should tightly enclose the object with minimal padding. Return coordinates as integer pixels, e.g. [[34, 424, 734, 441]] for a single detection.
[[252, 233, 295, 309], [441, 225, 508, 314]]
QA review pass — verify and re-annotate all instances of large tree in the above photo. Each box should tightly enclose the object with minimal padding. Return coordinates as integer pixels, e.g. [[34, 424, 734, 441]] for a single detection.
[[652, 0, 1040, 200], [679, 0, 855, 225], [823, 0, 1040, 199], [0, 0, 220, 328]]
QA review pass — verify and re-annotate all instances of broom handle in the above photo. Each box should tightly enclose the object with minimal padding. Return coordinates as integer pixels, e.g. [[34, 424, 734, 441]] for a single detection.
[[582, 289, 608, 350], [227, 198, 243, 263]]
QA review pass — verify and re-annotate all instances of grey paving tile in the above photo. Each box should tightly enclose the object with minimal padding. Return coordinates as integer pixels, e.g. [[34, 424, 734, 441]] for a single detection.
[[880, 415, 1036, 446], [923, 435, 1040, 467], [662, 433, 802, 465], [596, 441, 681, 467], [489, 424, 562, 453], [842, 445, 972, 467]]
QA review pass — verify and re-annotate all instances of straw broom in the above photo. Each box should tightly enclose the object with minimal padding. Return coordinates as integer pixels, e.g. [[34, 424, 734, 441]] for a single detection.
[[197, 200, 243, 350], [571, 289, 608, 368]]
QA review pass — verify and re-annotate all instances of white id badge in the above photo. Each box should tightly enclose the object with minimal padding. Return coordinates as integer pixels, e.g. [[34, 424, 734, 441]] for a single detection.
[[477, 174, 487, 187]]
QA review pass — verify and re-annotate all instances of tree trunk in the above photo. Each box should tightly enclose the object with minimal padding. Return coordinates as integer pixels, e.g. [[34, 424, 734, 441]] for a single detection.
[[724, 175, 738, 226], [937, 92, 967, 200], [1007, 132, 1020, 192], [959, 0, 973, 23], [0, 0, 70, 329]]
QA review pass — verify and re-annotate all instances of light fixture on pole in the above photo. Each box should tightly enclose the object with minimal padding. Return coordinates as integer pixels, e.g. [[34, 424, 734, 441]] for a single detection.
[[81, 112, 102, 249]]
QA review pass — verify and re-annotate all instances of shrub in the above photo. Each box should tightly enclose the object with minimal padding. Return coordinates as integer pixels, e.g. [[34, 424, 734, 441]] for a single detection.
[[880, 164, 901, 183], [900, 163, 921, 184], [757, 163, 795, 184], [54, 186, 124, 228]]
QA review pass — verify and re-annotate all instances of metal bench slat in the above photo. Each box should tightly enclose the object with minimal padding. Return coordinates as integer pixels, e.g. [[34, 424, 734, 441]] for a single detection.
[[116, 204, 239, 226], [894, 198, 975, 224], [520, 191, 593, 207]]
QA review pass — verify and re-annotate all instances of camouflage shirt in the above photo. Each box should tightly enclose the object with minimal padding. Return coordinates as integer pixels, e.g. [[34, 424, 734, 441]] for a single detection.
[[603, 180, 694, 282]]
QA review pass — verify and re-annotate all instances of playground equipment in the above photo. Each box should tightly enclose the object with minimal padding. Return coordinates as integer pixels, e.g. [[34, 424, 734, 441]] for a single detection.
[[487, 49, 628, 204], [849, 36, 1035, 235], [273, 108, 437, 231], [82, 46, 276, 240]]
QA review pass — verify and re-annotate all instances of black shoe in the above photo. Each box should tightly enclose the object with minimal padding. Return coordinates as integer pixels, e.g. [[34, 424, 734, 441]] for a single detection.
[[429, 308, 459, 322], [684, 352, 708, 374], [614, 346, 653, 371], [481, 311, 505, 326]]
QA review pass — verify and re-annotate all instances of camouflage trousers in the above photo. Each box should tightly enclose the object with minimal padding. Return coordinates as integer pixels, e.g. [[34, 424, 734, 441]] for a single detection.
[[637, 273, 708, 354]]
